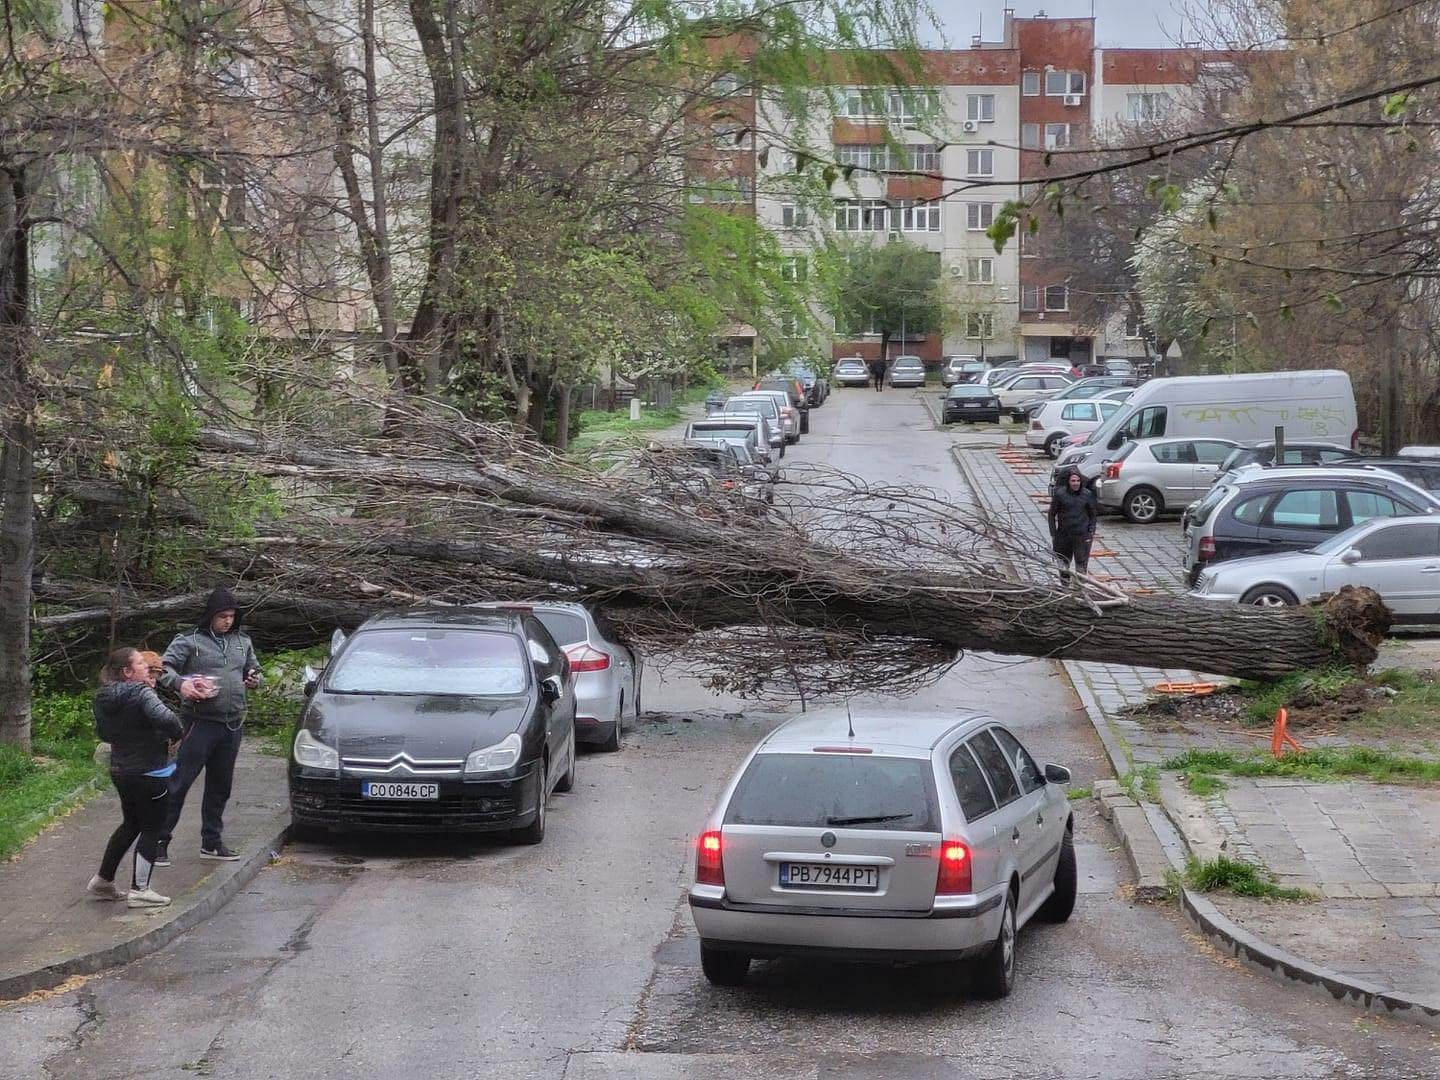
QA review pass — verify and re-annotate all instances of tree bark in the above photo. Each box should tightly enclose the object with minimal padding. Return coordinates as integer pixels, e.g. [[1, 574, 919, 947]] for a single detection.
[[554, 383, 572, 451]]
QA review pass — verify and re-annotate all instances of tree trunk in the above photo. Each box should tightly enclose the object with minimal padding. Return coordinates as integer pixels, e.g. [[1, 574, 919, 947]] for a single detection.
[[0, 165, 34, 751], [553, 383, 572, 451]]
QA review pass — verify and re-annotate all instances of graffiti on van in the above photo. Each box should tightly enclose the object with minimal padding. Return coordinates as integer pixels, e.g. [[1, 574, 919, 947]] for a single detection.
[[1179, 404, 1347, 437]]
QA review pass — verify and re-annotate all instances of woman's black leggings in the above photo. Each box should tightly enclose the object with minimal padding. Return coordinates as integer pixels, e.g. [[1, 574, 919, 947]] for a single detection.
[[99, 774, 169, 890]]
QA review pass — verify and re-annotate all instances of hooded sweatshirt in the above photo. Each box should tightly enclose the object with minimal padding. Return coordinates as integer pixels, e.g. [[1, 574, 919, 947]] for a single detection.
[[157, 586, 260, 726], [1048, 480, 1098, 538], [94, 682, 184, 777]]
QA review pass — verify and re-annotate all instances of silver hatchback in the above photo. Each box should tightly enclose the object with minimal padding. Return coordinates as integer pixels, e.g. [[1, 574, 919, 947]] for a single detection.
[[688, 711, 1075, 997]]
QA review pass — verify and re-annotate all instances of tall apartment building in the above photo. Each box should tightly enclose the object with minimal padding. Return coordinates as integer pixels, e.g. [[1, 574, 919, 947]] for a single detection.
[[732, 11, 1227, 369]]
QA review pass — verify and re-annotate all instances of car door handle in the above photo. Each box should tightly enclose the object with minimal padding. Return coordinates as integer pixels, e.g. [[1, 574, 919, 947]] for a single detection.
[[1011, 827, 1022, 843], [1421, 566, 1440, 573], [1035, 812, 1045, 826]]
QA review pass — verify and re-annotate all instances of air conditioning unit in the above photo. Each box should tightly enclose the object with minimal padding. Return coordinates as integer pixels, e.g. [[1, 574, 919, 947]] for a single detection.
[[962, 120, 979, 133], [950, 264, 964, 276], [996, 288, 1014, 302], [887, 231, 902, 242], [1063, 93, 1083, 106]]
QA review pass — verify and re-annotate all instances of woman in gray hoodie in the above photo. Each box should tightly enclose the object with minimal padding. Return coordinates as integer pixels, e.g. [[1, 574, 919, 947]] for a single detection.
[[88, 647, 184, 908]]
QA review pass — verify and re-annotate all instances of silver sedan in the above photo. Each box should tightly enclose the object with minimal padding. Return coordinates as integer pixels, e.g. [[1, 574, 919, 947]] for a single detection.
[[1189, 515, 1440, 622]]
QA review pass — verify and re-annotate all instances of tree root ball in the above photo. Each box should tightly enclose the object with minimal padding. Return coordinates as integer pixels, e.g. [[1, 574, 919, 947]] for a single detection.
[[1319, 585, 1391, 668]]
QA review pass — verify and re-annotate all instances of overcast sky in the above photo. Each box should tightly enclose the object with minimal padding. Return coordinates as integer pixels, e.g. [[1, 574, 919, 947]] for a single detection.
[[934, 0, 1192, 49]]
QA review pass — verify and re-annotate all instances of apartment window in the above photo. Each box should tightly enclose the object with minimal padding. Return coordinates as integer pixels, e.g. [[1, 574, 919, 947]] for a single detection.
[[838, 87, 875, 118], [966, 94, 995, 122], [1044, 123, 1075, 150], [886, 87, 941, 123], [1022, 71, 1041, 96], [1126, 92, 1172, 122], [781, 255, 807, 283], [905, 144, 939, 171], [966, 202, 994, 231], [781, 201, 809, 228], [836, 144, 888, 170], [1045, 284, 1069, 311], [894, 199, 941, 232], [967, 257, 994, 284], [835, 199, 888, 231], [965, 149, 994, 177], [779, 310, 800, 336], [1020, 123, 1041, 150], [1021, 284, 1040, 311], [1045, 71, 1086, 96], [1124, 312, 1144, 339], [966, 312, 994, 338], [713, 72, 745, 97]]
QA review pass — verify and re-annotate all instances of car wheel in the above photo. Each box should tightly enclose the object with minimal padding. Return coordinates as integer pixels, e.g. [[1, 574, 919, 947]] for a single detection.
[[1036, 826, 1077, 923], [1241, 585, 1299, 607], [511, 760, 547, 845], [555, 729, 577, 790], [972, 889, 1017, 1000], [1122, 486, 1163, 524], [598, 716, 621, 753], [700, 945, 751, 987], [1043, 432, 1067, 458]]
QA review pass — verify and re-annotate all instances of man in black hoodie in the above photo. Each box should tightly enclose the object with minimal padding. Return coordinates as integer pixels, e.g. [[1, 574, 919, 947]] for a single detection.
[[1048, 468, 1099, 583], [154, 587, 261, 864]]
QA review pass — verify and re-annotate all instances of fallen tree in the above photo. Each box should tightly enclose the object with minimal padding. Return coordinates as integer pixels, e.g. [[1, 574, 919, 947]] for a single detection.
[[29, 394, 1391, 696]]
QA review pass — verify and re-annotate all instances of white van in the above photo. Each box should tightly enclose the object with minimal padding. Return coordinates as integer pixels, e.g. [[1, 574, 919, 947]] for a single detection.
[[1053, 370, 1357, 481]]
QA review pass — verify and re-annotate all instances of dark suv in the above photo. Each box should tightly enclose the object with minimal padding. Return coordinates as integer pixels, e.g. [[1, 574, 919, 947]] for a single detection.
[[1180, 467, 1440, 585]]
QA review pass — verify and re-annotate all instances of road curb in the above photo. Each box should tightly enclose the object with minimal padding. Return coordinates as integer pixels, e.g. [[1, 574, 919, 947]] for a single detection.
[[0, 812, 290, 1002]]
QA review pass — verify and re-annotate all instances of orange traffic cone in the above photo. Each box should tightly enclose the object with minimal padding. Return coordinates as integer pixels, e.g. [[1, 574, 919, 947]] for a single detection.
[[1271, 707, 1304, 758]]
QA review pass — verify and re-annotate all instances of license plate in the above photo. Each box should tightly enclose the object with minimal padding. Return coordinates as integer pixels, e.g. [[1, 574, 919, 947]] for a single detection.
[[361, 781, 439, 800], [963, 401, 982, 408], [779, 863, 879, 890]]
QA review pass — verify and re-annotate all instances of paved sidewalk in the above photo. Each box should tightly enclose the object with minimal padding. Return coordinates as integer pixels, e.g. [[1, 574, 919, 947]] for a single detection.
[[0, 742, 289, 999], [950, 432, 1440, 1028]]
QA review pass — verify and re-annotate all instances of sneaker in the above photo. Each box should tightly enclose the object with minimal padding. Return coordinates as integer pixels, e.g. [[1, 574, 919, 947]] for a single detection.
[[126, 887, 171, 908], [199, 843, 240, 861], [153, 840, 171, 867], [86, 875, 125, 901]]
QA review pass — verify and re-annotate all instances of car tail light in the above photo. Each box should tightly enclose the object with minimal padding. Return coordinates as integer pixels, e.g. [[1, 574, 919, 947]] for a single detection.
[[782, 407, 795, 419], [564, 644, 611, 672], [1030, 419, 1043, 430], [696, 830, 725, 885], [936, 839, 973, 895], [1351, 427, 1360, 449], [1104, 461, 1122, 480], [1198, 536, 1217, 562]]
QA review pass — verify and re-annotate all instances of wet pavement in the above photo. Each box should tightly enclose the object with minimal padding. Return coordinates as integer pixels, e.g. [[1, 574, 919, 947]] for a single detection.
[[2, 387, 1437, 1078]]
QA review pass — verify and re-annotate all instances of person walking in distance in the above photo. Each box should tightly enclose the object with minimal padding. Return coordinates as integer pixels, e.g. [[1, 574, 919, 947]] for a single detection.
[[88, 648, 184, 908], [868, 356, 886, 392], [1048, 468, 1098, 583], [154, 587, 262, 864]]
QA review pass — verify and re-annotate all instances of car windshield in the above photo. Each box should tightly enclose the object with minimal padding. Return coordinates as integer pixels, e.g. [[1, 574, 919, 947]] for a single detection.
[[949, 385, 993, 398], [690, 424, 756, 439], [724, 753, 938, 832], [326, 629, 529, 696], [724, 400, 776, 418]]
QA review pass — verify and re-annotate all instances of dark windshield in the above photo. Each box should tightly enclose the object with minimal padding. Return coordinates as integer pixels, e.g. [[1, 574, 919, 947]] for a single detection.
[[948, 385, 994, 398], [534, 611, 587, 647], [1189, 484, 1233, 528], [724, 753, 938, 831]]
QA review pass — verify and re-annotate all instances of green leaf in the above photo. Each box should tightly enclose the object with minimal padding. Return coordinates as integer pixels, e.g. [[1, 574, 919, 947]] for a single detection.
[[1279, 304, 1294, 321], [1324, 293, 1344, 312], [1156, 183, 1182, 213], [1381, 92, 1412, 119]]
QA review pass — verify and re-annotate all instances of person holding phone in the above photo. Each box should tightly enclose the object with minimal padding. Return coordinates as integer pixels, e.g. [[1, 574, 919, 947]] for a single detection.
[[154, 587, 262, 864]]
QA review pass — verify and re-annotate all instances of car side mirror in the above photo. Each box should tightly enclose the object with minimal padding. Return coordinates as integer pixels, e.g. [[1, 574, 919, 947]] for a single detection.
[[1044, 763, 1072, 785], [303, 664, 320, 697], [1340, 547, 1362, 564], [540, 676, 563, 705]]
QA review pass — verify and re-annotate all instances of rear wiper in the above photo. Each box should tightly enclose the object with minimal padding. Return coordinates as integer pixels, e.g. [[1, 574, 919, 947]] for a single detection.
[[825, 813, 913, 826]]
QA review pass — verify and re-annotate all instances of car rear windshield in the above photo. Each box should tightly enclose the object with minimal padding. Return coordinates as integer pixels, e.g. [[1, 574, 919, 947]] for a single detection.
[[948, 385, 993, 398], [724, 753, 938, 831], [724, 400, 776, 418], [1189, 484, 1232, 527], [533, 611, 587, 647], [326, 629, 528, 696], [690, 424, 755, 439]]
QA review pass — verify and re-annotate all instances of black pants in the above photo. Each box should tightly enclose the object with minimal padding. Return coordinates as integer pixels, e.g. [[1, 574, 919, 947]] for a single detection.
[[871, 373, 884, 391], [1053, 531, 1094, 580], [99, 774, 169, 889], [161, 720, 242, 849]]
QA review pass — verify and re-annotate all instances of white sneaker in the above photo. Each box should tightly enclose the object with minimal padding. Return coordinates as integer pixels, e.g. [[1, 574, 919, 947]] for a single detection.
[[86, 875, 125, 901], [126, 887, 171, 909]]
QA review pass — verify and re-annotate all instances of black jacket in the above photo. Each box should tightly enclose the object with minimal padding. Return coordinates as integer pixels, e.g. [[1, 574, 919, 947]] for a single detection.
[[1049, 485, 1098, 538], [94, 682, 184, 777]]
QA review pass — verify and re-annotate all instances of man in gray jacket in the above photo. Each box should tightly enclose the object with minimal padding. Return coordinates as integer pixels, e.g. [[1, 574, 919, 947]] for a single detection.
[[155, 587, 261, 864]]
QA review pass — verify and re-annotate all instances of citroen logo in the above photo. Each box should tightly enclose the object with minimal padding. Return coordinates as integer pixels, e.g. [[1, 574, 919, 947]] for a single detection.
[[820, 831, 837, 848]]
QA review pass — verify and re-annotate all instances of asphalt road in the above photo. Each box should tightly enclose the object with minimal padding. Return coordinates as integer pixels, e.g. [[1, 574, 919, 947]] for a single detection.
[[3, 387, 1437, 1079]]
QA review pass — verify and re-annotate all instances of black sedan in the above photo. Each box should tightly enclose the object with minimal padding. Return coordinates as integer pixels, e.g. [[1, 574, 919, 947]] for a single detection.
[[942, 384, 1002, 424], [288, 609, 577, 844]]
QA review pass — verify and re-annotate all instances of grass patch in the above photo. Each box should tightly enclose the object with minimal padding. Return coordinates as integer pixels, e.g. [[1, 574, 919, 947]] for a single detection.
[[1066, 786, 1093, 801], [1165, 746, 1440, 786], [1182, 855, 1313, 900], [1118, 764, 1159, 803], [0, 688, 106, 860], [1184, 771, 1228, 797], [570, 384, 719, 454], [1237, 666, 1360, 723]]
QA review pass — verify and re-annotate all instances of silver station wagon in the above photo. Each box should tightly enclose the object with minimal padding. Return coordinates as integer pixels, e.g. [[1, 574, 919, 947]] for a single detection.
[[688, 711, 1076, 998]]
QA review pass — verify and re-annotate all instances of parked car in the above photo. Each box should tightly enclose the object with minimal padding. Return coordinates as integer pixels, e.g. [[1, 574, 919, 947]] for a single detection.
[[1189, 516, 1440, 617], [644, 441, 775, 506], [1333, 457, 1440, 496], [978, 365, 1023, 387], [943, 384, 1003, 424], [993, 372, 1073, 418], [1026, 398, 1125, 458], [1016, 377, 1136, 420], [1102, 358, 1136, 378], [718, 400, 787, 455], [688, 710, 1075, 996], [784, 361, 829, 406], [724, 393, 798, 446], [886, 355, 927, 388], [288, 609, 577, 843], [684, 416, 778, 467], [1095, 437, 1240, 523], [1212, 441, 1361, 489], [753, 376, 810, 434], [833, 357, 871, 388], [476, 602, 641, 751], [941, 356, 989, 387], [1179, 466, 1440, 585]]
